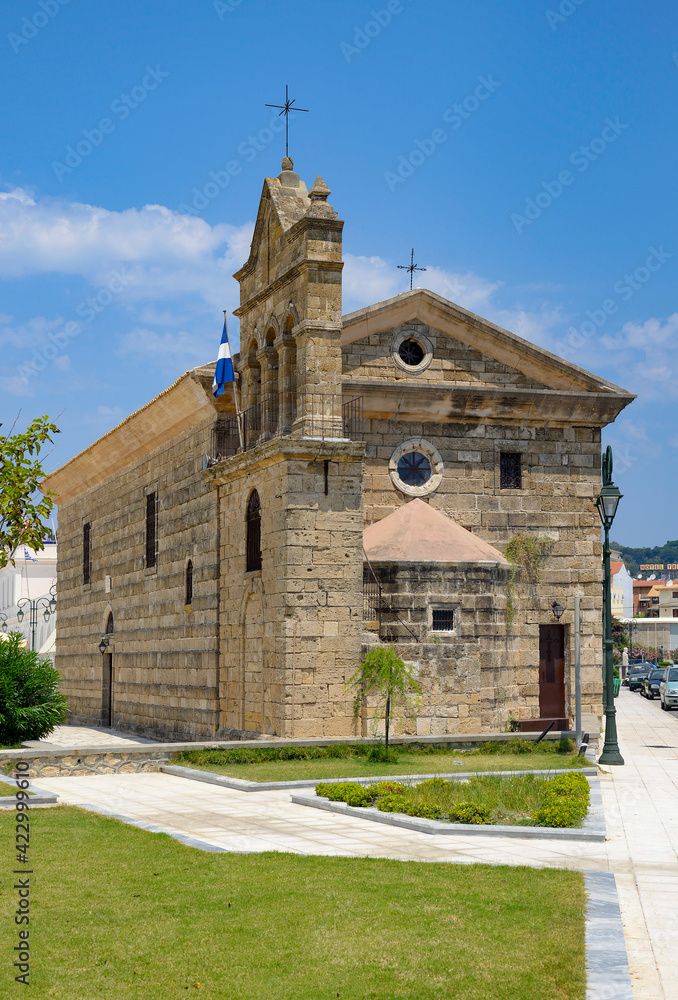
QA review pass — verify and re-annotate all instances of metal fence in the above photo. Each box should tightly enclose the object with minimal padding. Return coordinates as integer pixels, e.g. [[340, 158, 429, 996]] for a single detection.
[[209, 392, 363, 462]]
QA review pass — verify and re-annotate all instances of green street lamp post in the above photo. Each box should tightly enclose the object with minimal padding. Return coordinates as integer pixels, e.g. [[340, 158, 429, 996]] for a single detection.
[[16, 584, 57, 652], [596, 447, 624, 765]]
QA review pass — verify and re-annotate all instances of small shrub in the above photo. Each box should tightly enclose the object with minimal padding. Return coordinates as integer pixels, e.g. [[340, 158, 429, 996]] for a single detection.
[[315, 782, 374, 808], [405, 801, 443, 820], [531, 771, 590, 828], [448, 802, 491, 825], [377, 793, 410, 813], [533, 799, 586, 828], [369, 781, 406, 796], [0, 634, 68, 745], [365, 743, 400, 764]]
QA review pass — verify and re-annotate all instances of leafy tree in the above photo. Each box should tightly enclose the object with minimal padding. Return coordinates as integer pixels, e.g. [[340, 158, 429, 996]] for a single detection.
[[0, 415, 59, 568], [0, 633, 68, 746], [345, 645, 421, 750]]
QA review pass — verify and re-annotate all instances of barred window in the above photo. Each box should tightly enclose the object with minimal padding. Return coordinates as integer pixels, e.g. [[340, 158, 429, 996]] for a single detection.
[[246, 490, 262, 572], [83, 523, 91, 585], [185, 560, 193, 606], [432, 608, 455, 631], [500, 452, 522, 489], [145, 492, 157, 568]]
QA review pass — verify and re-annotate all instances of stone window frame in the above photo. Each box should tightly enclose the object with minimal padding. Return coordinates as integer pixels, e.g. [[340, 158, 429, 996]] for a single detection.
[[494, 441, 530, 494], [82, 520, 91, 588], [428, 603, 459, 635], [389, 438, 444, 498], [391, 328, 434, 375]]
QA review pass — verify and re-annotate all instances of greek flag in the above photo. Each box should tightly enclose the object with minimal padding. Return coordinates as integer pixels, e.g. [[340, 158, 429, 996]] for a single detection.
[[23, 548, 37, 562], [212, 317, 235, 398]]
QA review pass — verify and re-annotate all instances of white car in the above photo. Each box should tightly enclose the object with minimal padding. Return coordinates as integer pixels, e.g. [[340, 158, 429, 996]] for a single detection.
[[660, 666, 678, 711]]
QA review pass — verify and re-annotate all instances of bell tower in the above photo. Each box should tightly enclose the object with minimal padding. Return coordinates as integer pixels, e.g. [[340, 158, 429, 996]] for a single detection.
[[213, 158, 365, 739], [233, 157, 344, 432]]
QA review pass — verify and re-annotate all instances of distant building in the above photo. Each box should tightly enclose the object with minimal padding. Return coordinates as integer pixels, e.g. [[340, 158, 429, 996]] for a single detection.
[[0, 542, 57, 654], [611, 561, 633, 618]]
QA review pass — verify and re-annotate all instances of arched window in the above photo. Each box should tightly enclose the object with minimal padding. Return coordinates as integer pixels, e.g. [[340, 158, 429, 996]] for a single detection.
[[246, 490, 262, 572], [185, 560, 193, 606], [105, 612, 114, 634]]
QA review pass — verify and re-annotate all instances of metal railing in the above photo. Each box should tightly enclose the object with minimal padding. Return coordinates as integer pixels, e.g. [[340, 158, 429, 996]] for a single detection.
[[362, 550, 419, 643], [209, 392, 363, 463]]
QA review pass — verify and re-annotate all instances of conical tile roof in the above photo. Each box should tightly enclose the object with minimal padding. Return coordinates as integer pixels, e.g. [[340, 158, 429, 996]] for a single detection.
[[363, 499, 508, 564]]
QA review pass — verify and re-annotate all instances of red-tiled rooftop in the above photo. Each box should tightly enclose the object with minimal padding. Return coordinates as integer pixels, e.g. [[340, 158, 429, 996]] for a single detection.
[[363, 499, 509, 564]]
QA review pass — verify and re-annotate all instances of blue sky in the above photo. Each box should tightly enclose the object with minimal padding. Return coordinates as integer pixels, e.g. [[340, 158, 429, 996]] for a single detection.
[[0, 0, 675, 546]]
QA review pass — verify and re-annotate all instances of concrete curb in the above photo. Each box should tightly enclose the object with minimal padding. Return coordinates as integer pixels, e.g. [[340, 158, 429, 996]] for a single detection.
[[161, 763, 598, 793], [585, 871, 634, 999], [0, 776, 59, 808], [291, 775, 606, 842]]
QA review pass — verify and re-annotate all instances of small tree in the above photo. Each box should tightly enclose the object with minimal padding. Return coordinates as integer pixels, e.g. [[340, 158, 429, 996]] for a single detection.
[[0, 633, 68, 746], [345, 645, 421, 750], [1, 414, 59, 568]]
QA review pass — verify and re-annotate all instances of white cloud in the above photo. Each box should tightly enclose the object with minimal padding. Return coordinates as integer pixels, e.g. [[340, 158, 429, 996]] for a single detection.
[[342, 252, 563, 346], [0, 186, 253, 312]]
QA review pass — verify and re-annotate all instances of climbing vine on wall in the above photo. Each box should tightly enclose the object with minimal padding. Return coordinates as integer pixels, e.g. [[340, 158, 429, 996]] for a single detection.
[[505, 534, 554, 629]]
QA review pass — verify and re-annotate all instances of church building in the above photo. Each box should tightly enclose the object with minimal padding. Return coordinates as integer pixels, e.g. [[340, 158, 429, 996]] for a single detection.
[[43, 157, 634, 741]]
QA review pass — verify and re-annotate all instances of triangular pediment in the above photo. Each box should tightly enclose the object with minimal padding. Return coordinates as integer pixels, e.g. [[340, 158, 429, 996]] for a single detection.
[[234, 161, 310, 283], [342, 288, 631, 395]]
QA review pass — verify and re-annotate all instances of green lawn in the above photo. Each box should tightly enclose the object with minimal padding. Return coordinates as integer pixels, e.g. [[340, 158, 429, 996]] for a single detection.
[[0, 805, 586, 999], [173, 749, 587, 783], [0, 779, 32, 796]]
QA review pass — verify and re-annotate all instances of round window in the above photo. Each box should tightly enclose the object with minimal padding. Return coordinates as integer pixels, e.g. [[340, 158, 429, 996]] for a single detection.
[[396, 452, 432, 487], [398, 338, 425, 367], [389, 438, 444, 497]]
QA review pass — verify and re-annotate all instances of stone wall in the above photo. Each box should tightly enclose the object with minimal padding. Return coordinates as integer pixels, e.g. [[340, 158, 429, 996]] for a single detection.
[[346, 322, 605, 727], [54, 415, 222, 741], [209, 436, 365, 739]]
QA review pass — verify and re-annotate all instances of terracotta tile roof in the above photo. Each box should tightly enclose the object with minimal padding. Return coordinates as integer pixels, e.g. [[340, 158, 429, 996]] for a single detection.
[[610, 561, 624, 575], [363, 499, 509, 564]]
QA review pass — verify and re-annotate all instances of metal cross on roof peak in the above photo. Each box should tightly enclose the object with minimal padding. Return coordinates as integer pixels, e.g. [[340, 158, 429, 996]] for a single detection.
[[397, 248, 426, 290], [265, 84, 309, 159]]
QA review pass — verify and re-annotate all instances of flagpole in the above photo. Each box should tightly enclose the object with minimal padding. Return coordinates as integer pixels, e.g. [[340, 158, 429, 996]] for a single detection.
[[225, 310, 245, 452]]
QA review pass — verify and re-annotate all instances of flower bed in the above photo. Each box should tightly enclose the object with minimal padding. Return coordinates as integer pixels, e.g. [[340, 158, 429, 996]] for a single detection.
[[315, 771, 590, 828]]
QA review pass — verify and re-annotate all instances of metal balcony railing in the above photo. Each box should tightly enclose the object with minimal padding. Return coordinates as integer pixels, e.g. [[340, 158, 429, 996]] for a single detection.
[[208, 392, 363, 463]]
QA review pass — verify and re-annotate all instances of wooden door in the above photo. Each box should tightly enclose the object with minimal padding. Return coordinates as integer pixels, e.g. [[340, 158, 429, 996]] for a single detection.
[[102, 653, 113, 727], [539, 624, 565, 718]]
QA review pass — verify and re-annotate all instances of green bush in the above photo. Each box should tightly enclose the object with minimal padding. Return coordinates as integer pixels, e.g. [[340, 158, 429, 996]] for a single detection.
[[448, 802, 491, 825], [376, 793, 411, 813], [365, 743, 400, 763], [315, 782, 374, 807], [416, 777, 452, 792], [532, 771, 589, 828], [369, 781, 406, 796], [0, 634, 68, 745]]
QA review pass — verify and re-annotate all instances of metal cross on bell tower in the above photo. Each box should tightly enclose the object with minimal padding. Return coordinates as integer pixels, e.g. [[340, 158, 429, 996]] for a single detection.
[[398, 248, 426, 290], [265, 84, 309, 158]]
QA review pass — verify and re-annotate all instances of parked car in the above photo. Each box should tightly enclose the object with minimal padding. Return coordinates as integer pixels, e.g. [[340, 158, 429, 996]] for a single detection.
[[641, 669, 666, 699], [627, 665, 653, 691], [660, 666, 678, 711]]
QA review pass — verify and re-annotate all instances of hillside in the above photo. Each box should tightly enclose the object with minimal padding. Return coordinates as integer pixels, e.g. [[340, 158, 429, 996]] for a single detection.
[[611, 540, 678, 577]]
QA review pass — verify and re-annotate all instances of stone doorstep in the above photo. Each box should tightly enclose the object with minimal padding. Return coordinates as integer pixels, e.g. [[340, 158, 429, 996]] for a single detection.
[[161, 763, 599, 794], [290, 775, 606, 843]]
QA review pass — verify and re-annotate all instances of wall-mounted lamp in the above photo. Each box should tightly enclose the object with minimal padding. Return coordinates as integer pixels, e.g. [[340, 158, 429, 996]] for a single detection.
[[551, 600, 565, 622], [98, 636, 111, 655]]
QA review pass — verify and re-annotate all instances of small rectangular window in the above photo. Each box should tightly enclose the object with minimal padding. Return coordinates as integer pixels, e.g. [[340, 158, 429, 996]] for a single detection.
[[145, 492, 157, 568], [500, 452, 522, 489], [673, 609, 678, 618], [432, 608, 455, 632], [83, 522, 91, 585]]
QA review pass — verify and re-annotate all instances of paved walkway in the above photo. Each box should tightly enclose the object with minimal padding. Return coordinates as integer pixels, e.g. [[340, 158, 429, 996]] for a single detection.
[[33, 690, 678, 999], [24, 724, 159, 748]]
